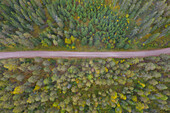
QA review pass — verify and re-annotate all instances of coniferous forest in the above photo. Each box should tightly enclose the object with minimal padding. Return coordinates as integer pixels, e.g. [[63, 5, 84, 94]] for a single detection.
[[0, 55, 169, 113], [0, 0, 169, 51]]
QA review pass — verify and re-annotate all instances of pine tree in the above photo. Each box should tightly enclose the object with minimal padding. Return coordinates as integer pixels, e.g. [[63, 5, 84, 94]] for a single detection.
[[128, 3, 136, 14], [38, 17, 45, 25], [144, 33, 160, 45], [134, 0, 153, 20], [141, 11, 157, 25], [120, 0, 131, 12], [159, 26, 170, 38], [129, 0, 142, 18], [113, 0, 118, 7], [151, 18, 166, 32], [19, 0, 27, 10], [138, 27, 152, 39], [21, 9, 31, 22], [14, 4, 21, 12], [36, 8, 46, 20], [139, 18, 155, 33]]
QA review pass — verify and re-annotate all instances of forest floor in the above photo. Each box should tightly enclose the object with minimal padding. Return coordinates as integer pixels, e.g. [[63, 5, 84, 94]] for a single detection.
[[0, 48, 169, 59]]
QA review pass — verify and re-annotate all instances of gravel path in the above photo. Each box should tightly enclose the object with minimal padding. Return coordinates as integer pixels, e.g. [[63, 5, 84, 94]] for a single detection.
[[0, 48, 170, 59]]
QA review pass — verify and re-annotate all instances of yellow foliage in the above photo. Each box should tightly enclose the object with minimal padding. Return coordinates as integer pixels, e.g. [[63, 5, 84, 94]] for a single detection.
[[117, 103, 120, 107], [12, 86, 24, 94], [119, 93, 127, 100], [132, 96, 137, 102], [120, 59, 125, 63], [41, 86, 48, 92], [41, 40, 48, 47], [116, 61, 119, 64], [76, 78, 79, 84], [82, 101, 86, 107], [47, 74, 50, 77], [72, 46, 76, 49], [4, 64, 17, 71], [138, 81, 145, 87], [53, 102, 60, 109], [63, 90, 66, 94], [7, 45, 14, 48], [111, 45, 115, 49], [33, 85, 40, 91], [126, 14, 129, 18], [40, 0, 43, 4], [111, 99, 117, 103], [105, 67, 108, 72], [70, 36, 76, 42], [65, 38, 71, 44], [95, 101, 98, 107], [96, 70, 100, 74], [27, 99, 31, 103], [111, 91, 118, 100], [136, 102, 145, 111]]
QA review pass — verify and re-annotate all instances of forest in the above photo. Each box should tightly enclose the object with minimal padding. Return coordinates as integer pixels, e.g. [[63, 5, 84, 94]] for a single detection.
[[0, 54, 169, 113], [0, 0, 169, 113], [0, 0, 169, 51]]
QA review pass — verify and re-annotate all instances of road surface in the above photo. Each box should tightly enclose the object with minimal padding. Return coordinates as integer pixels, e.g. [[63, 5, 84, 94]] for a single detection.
[[0, 48, 170, 59]]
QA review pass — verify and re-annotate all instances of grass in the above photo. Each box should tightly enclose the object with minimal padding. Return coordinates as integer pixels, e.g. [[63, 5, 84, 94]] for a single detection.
[[1, 43, 169, 52]]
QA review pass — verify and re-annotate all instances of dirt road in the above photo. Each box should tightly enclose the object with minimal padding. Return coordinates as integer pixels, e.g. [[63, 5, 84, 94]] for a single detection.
[[0, 48, 169, 59]]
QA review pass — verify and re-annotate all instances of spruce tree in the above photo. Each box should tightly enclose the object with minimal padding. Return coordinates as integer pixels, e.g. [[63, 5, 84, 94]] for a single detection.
[[94, 38, 101, 47], [81, 37, 88, 46], [89, 37, 93, 47]]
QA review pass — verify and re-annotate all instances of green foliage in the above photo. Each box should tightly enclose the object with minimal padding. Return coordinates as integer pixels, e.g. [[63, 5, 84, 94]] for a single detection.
[[81, 37, 88, 46], [0, 0, 168, 50], [0, 54, 169, 112]]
